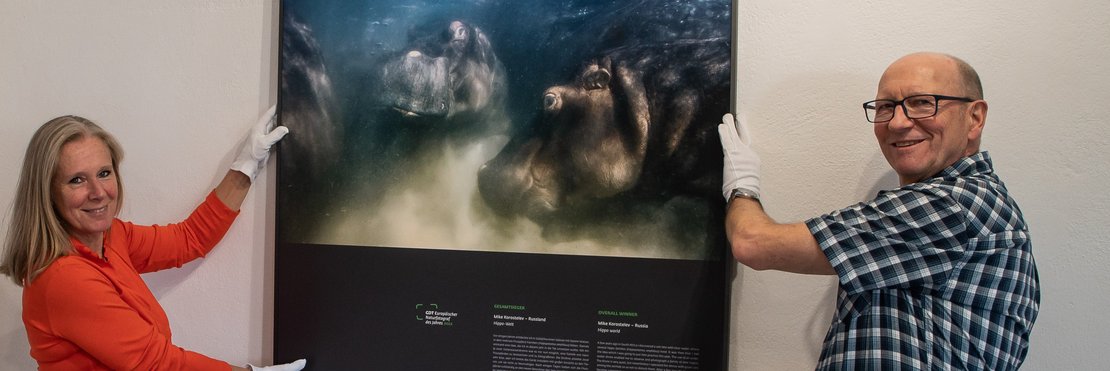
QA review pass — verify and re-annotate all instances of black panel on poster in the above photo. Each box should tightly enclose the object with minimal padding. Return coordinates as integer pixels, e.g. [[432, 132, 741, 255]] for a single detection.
[[276, 244, 728, 370]]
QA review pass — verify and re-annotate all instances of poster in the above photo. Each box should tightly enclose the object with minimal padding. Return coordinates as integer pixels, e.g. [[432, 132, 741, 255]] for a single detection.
[[275, 0, 733, 369]]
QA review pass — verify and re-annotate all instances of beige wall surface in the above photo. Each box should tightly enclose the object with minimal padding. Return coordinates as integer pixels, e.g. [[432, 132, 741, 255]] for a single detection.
[[1, 1, 1107, 369]]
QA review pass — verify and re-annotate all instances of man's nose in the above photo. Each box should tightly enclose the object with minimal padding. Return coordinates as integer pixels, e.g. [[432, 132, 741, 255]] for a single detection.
[[886, 106, 914, 130]]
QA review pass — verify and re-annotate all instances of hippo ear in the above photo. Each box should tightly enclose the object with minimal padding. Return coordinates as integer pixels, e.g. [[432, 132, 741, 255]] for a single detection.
[[449, 21, 468, 43], [583, 68, 611, 90], [472, 27, 496, 63], [613, 65, 650, 159]]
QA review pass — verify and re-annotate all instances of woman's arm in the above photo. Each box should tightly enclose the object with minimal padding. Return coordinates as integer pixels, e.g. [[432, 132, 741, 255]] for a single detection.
[[213, 170, 252, 211], [124, 106, 285, 272]]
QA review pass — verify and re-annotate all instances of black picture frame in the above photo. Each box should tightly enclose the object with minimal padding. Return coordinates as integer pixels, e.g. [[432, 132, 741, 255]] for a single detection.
[[275, 1, 735, 369]]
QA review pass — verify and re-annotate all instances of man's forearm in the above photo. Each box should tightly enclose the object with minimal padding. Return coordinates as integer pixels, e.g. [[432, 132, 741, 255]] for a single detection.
[[725, 198, 834, 275]]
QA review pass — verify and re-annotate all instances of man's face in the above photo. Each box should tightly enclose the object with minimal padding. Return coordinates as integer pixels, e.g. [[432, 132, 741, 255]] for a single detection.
[[873, 54, 985, 185]]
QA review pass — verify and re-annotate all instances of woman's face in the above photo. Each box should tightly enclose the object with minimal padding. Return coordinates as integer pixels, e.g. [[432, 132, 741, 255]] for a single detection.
[[53, 136, 119, 248]]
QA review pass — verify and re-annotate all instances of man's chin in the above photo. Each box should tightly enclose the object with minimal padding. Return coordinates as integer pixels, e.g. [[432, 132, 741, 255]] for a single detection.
[[889, 161, 929, 184]]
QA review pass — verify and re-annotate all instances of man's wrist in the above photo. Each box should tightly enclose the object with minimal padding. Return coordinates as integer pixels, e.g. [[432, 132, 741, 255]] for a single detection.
[[728, 187, 761, 204]]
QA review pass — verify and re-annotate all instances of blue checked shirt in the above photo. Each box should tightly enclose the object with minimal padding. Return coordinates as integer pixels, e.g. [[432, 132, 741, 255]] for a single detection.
[[806, 152, 1039, 370]]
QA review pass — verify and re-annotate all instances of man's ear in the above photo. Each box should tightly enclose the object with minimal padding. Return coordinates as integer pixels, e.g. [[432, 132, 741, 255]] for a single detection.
[[967, 100, 988, 141]]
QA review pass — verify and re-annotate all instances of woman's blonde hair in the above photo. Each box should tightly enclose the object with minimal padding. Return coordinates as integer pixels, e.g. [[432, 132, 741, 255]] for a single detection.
[[1, 115, 124, 286]]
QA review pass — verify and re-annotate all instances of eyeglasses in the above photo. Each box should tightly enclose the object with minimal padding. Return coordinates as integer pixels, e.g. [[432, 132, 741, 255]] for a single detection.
[[862, 94, 976, 123]]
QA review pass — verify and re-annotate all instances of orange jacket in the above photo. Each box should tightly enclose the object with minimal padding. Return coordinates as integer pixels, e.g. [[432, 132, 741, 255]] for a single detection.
[[22, 191, 238, 370]]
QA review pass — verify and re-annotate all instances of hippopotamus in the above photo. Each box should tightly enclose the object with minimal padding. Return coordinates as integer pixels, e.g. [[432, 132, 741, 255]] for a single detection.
[[279, 16, 341, 180], [377, 19, 509, 138], [477, 38, 730, 230]]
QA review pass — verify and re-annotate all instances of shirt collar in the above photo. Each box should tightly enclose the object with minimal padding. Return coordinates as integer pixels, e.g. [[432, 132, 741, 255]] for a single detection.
[[68, 233, 109, 264], [933, 151, 993, 180]]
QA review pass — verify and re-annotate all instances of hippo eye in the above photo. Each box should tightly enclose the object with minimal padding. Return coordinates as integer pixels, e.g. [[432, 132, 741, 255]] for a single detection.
[[543, 92, 560, 112]]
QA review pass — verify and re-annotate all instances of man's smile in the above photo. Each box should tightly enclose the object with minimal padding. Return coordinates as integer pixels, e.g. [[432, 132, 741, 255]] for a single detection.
[[892, 139, 925, 148]]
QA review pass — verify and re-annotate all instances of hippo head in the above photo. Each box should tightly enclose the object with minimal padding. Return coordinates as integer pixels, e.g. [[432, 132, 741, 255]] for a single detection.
[[379, 49, 451, 118], [478, 58, 650, 221], [377, 20, 506, 124], [279, 16, 341, 179]]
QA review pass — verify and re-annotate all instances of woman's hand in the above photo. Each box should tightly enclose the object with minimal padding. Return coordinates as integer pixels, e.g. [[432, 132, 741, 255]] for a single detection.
[[230, 105, 289, 182], [215, 105, 290, 209], [246, 359, 307, 371]]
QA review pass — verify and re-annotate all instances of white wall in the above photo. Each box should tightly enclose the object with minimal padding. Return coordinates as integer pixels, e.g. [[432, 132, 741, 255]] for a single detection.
[[1, 1, 1107, 369], [730, 0, 1110, 369], [0, 1, 280, 368]]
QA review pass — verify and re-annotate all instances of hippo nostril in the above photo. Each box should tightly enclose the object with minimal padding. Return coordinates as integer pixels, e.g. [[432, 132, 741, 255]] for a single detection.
[[543, 93, 559, 111]]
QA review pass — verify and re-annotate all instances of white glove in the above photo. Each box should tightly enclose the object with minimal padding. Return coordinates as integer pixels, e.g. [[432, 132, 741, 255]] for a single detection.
[[231, 105, 289, 182], [718, 113, 761, 201], [248, 358, 306, 371]]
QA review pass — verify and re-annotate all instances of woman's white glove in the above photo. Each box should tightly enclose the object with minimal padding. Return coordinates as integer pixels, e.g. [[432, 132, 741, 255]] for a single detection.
[[248, 358, 307, 371], [231, 105, 289, 182], [718, 113, 761, 201]]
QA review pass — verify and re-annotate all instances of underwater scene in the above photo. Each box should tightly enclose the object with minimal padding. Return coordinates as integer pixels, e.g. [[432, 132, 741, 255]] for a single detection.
[[278, 0, 732, 259]]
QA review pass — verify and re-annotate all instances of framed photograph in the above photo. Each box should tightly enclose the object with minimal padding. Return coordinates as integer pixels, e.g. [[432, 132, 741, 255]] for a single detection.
[[276, 0, 733, 368]]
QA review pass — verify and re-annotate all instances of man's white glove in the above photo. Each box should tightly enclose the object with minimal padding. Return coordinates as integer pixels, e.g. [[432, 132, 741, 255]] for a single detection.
[[718, 113, 761, 201], [248, 358, 306, 371], [231, 105, 289, 182]]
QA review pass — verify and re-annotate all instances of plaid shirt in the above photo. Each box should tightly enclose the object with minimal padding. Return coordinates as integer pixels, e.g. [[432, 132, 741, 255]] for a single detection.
[[806, 152, 1039, 370]]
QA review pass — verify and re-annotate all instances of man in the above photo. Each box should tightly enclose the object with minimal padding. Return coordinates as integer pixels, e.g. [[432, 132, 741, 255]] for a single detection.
[[719, 52, 1039, 369]]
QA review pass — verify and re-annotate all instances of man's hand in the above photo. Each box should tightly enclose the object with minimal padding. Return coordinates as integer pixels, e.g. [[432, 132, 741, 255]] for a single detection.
[[718, 113, 761, 201]]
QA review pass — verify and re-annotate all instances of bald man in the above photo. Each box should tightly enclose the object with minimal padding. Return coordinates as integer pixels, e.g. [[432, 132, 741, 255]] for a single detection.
[[719, 52, 1040, 369]]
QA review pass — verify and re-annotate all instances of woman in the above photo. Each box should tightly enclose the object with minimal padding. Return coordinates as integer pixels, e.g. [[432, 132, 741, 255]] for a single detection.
[[0, 108, 305, 370]]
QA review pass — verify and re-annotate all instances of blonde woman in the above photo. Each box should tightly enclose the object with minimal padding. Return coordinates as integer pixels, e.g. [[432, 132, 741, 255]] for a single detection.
[[1, 108, 305, 371]]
